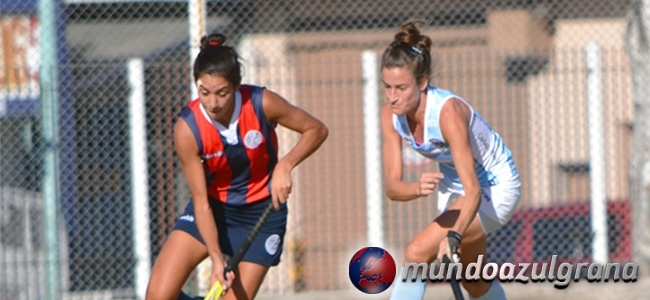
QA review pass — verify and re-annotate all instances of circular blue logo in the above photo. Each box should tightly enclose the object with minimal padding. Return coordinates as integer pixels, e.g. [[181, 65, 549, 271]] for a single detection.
[[348, 247, 396, 294]]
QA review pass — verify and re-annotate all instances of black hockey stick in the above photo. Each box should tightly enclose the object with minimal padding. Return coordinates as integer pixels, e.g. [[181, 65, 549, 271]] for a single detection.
[[443, 254, 465, 300], [206, 201, 275, 300]]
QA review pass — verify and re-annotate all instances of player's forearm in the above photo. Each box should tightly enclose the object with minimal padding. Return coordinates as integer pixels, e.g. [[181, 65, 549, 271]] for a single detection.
[[384, 179, 421, 201], [184, 170, 222, 257], [194, 203, 223, 258], [452, 191, 481, 236]]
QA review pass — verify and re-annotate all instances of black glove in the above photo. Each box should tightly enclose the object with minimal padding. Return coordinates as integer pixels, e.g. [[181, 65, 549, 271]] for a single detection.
[[446, 230, 462, 263]]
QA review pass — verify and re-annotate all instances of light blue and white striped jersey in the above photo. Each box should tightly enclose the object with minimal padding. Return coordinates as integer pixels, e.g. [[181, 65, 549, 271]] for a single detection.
[[392, 86, 518, 193]]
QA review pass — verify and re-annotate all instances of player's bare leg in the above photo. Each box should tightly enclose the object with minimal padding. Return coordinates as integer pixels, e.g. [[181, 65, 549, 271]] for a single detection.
[[222, 261, 269, 300], [388, 209, 459, 299], [444, 200, 505, 300], [456, 215, 491, 297], [461, 236, 507, 300], [146, 231, 209, 300], [446, 206, 506, 300], [389, 197, 495, 299]]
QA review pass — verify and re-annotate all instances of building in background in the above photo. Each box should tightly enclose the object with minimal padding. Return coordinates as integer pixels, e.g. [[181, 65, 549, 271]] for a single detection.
[[239, 8, 632, 291]]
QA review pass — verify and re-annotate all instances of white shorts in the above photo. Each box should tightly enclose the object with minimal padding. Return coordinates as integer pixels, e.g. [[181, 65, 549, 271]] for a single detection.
[[437, 178, 521, 234]]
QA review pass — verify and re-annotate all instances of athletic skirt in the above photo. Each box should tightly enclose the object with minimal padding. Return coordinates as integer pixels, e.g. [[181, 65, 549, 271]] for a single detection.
[[173, 197, 288, 267], [437, 166, 522, 234]]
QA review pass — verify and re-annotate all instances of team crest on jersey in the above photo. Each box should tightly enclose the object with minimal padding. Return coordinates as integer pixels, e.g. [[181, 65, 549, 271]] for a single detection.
[[244, 130, 263, 149], [265, 234, 281, 255], [430, 139, 449, 149]]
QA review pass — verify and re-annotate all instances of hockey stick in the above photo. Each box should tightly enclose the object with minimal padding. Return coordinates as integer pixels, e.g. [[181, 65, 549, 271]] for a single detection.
[[205, 201, 276, 300], [442, 254, 465, 300]]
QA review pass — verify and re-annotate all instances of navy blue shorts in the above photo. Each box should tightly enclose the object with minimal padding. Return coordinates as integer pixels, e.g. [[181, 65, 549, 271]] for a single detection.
[[173, 197, 288, 267]]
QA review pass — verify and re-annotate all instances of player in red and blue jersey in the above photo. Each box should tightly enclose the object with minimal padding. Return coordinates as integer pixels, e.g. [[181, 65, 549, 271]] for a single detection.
[[145, 33, 328, 300]]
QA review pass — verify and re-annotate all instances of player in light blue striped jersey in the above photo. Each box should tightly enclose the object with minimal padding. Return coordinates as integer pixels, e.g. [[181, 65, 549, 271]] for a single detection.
[[381, 20, 521, 300]]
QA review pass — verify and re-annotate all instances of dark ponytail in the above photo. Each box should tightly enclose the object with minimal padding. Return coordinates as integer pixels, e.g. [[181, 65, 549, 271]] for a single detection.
[[193, 33, 242, 86], [381, 20, 433, 83]]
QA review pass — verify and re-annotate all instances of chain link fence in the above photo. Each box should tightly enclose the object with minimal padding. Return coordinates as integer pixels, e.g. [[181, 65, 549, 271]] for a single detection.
[[0, 0, 640, 299]]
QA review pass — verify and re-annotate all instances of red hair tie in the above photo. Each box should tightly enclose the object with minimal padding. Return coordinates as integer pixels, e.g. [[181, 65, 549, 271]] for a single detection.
[[209, 40, 220, 47]]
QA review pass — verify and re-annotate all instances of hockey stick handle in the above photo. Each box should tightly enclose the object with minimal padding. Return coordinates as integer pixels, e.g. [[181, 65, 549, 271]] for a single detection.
[[224, 201, 275, 274], [443, 254, 465, 300]]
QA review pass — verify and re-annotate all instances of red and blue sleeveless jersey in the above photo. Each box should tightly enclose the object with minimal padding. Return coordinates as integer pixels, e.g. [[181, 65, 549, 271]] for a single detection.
[[179, 85, 278, 205]]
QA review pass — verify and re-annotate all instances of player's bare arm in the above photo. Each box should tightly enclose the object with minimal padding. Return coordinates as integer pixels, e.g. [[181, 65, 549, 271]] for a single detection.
[[381, 103, 442, 201], [381, 102, 411, 200], [261, 89, 329, 209], [173, 119, 233, 288], [439, 97, 482, 236]]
